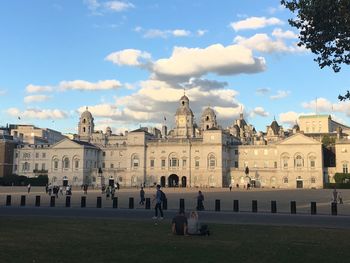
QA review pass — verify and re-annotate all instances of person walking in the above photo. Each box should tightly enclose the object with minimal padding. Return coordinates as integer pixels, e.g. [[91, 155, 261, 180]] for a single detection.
[[196, 191, 204, 211], [27, 183, 31, 193], [152, 185, 164, 219], [229, 184, 232, 192], [139, 187, 145, 205]]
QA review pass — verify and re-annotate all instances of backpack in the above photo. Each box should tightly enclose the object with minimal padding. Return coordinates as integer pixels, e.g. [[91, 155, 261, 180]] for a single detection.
[[160, 190, 166, 202]]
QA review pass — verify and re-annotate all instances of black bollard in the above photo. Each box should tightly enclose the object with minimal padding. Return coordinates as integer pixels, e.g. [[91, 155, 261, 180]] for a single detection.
[[35, 196, 40, 207], [113, 197, 118, 208], [145, 198, 151, 209], [311, 201, 317, 215], [233, 200, 239, 212], [162, 198, 167, 210], [271, 200, 277, 213], [96, 196, 102, 208], [65, 196, 71, 207], [20, 195, 26, 206], [291, 201, 296, 214], [81, 196, 86, 208], [6, 195, 11, 206], [180, 198, 185, 211], [331, 202, 337, 216], [129, 197, 134, 209], [252, 200, 258, 213], [50, 196, 55, 207], [215, 199, 220, 211]]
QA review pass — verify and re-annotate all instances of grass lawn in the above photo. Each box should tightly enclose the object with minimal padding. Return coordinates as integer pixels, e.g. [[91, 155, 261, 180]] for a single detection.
[[1, 217, 350, 263]]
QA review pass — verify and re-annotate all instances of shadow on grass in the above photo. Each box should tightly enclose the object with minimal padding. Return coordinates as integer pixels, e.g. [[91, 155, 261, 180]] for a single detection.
[[0, 217, 350, 263]]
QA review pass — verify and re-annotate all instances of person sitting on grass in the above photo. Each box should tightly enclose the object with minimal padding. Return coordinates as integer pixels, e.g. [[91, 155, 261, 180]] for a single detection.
[[187, 211, 210, 236], [172, 209, 188, 235]]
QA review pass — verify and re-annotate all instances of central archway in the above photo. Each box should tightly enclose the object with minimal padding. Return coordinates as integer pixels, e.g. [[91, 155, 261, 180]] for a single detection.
[[168, 174, 179, 187]]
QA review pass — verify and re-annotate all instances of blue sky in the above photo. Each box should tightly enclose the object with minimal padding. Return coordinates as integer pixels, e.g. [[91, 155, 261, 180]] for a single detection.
[[1, 0, 349, 135]]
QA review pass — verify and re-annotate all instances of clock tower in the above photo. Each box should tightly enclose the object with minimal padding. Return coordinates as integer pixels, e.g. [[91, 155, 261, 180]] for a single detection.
[[174, 94, 195, 138]]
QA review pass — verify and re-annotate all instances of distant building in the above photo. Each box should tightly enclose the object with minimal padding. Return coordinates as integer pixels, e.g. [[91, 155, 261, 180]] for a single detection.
[[9, 124, 65, 144], [0, 130, 17, 177]]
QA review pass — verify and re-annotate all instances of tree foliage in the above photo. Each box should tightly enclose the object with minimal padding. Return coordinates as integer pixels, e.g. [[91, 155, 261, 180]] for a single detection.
[[281, 0, 350, 73]]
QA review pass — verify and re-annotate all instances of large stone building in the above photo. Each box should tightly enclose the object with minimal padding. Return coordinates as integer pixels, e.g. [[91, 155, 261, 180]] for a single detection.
[[13, 95, 349, 189]]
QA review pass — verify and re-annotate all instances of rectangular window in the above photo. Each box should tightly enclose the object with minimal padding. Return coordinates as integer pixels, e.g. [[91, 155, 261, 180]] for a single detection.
[[274, 162, 277, 168], [182, 159, 187, 167], [343, 164, 348, 173], [195, 160, 200, 167], [161, 159, 166, 168], [102, 162, 105, 168], [102, 152, 106, 156], [133, 159, 139, 167], [42, 163, 45, 170], [310, 160, 315, 168], [35, 163, 39, 170], [171, 158, 178, 167], [35, 153, 39, 158], [234, 149, 238, 155], [235, 161, 238, 168], [150, 159, 155, 167], [110, 163, 114, 168]]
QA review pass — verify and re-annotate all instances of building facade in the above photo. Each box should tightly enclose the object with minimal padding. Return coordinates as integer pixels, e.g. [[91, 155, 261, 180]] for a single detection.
[[13, 95, 350, 189]]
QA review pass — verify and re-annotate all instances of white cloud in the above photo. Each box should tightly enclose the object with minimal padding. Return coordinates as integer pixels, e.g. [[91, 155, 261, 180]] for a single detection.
[[6, 108, 68, 120], [172, 29, 191, 37], [252, 107, 269, 117], [105, 49, 151, 66], [302, 98, 333, 112], [279, 111, 300, 125], [104, 1, 134, 12], [142, 28, 192, 38], [270, 90, 290, 100], [214, 106, 241, 119], [78, 104, 122, 118], [84, 0, 100, 11], [272, 28, 298, 39], [143, 29, 168, 38], [234, 34, 299, 53], [197, 29, 207, 36], [59, 80, 122, 91], [230, 16, 283, 31], [256, 87, 270, 95], [152, 44, 266, 81], [24, 95, 51, 104], [26, 84, 54, 93], [302, 98, 350, 117], [267, 5, 285, 14]]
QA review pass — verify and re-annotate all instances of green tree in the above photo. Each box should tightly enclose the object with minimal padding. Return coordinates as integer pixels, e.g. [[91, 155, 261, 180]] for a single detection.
[[281, 0, 350, 74]]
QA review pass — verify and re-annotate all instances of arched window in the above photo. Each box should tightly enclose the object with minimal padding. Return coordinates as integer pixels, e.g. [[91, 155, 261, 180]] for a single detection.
[[74, 159, 79, 170], [63, 157, 70, 169], [208, 154, 216, 169], [132, 155, 139, 168], [206, 116, 209, 121], [294, 155, 304, 168], [53, 158, 59, 170]]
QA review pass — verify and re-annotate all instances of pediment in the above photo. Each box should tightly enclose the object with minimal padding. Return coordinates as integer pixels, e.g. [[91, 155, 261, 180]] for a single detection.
[[51, 138, 83, 149], [278, 133, 321, 145]]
